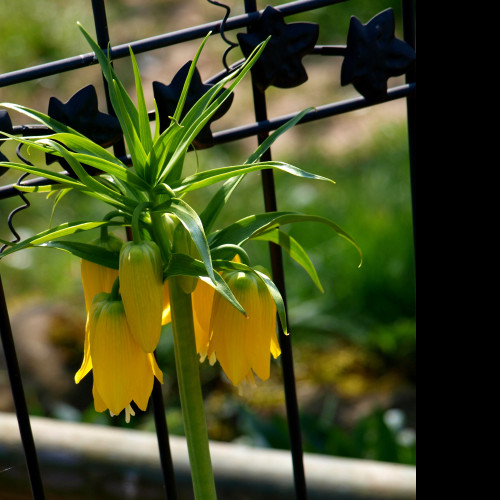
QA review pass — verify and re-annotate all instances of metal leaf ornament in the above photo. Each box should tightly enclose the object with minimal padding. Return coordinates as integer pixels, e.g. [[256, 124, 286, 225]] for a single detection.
[[237, 5, 319, 92], [341, 8, 416, 100], [0, 110, 14, 175], [153, 61, 234, 150], [46, 84, 122, 176]]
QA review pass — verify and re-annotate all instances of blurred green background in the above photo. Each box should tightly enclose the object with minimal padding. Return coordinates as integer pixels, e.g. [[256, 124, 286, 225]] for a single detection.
[[0, 0, 415, 467]]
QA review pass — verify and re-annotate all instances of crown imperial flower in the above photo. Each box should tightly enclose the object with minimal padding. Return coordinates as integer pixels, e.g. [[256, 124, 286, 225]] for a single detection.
[[87, 292, 163, 419], [207, 270, 281, 387], [119, 240, 164, 353]]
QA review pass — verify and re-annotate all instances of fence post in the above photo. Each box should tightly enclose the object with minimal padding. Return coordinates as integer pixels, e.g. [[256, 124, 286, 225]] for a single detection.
[[0, 274, 46, 499]]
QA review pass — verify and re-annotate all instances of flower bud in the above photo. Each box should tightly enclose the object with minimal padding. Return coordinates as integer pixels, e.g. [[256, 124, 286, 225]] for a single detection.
[[119, 240, 163, 353]]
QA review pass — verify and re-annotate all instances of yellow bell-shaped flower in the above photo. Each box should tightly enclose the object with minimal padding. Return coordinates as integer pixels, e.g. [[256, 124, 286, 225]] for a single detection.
[[119, 240, 163, 353], [87, 292, 163, 417], [207, 270, 281, 387]]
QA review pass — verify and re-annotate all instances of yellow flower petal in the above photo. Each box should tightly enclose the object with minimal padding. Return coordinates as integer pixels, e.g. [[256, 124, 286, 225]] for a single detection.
[[74, 319, 92, 383], [192, 279, 215, 360], [208, 271, 278, 387], [80, 259, 119, 312], [77, 260, 118, 383], [90, 297, 155, 416], [92, 384, 107, 413]]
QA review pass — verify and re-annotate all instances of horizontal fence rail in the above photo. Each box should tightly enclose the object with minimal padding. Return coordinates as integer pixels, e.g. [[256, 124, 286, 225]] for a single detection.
[[0, 0, 347, 89]]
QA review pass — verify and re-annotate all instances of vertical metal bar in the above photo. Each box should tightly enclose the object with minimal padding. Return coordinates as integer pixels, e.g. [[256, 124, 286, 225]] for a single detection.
[[243, 1, 308, 498], [90, 2, 177, 498], [0, 274, 46, 499], [90, 0, 126, 159], [151, 377, 179, 500], [402, 0, 416, 269]]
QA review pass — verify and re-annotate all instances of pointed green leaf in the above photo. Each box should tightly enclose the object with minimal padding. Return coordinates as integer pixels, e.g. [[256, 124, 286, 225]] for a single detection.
[[199, 109, 314, 233], [157, 38, 270, 185], [49, 188, 72, 227], [0, 220, 121, 259], [129, 47, 153, 153], [171, 160, 334, 195], [253, 268, 288, 335], [245, 107, 313, 165], [0, 161, 85, 190], [173, 32, 212, 123], [199, 174, 244, 233], [43, 240, 121, 269], [252, 228, 324, 293], [0, 102, 83, 135], [38, 138, 134, 209], [209, 211, 362, 266]]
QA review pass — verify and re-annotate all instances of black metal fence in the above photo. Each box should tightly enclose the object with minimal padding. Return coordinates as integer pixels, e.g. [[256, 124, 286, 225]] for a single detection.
[[0, 1, 416, 499]]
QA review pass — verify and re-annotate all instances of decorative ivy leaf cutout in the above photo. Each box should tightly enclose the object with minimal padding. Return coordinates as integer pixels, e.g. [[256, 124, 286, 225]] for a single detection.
[[341, 8, 416, 100], [153, 61, 234, 150], [46, 85, 123, 176], [237, 5, 319, 92]]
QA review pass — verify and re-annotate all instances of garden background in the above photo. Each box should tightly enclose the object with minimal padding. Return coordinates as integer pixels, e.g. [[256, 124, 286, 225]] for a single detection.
[[0, 0, 416, 467]]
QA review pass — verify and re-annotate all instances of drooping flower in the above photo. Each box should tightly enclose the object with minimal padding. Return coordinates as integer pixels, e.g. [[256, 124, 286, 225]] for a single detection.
[[84, 292, 163, 420], [191, 255, 243, 363], [207, 270, 281, 387], [119, 240, 164, 353]]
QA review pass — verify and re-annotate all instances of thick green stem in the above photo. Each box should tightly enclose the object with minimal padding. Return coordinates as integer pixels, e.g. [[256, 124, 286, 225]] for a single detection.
[[168, 277, 217, 500]]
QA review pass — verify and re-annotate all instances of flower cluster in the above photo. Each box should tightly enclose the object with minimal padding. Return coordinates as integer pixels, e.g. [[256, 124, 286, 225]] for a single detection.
[[78, 234, 282, 421], [193, 269, 281, 387], [0, 22, 360, 499], [76, 236, 166, 422]]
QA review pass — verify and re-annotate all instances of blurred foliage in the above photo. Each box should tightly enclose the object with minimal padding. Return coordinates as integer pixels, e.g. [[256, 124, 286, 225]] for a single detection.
[[0, 0, 415, 468]]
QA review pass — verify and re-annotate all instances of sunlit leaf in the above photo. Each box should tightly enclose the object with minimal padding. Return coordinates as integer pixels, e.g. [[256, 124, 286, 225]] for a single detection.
[[210, 211, 362, 266], [252, 228, 324, 292], [171, 160, 334, 195], [0, 220, 120, 259], [43, 240, 121, 269]]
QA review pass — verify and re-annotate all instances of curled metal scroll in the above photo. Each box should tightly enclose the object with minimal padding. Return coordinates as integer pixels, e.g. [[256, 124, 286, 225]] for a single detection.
[[206, 0, 239, 72], [0, 145, 32, 254]]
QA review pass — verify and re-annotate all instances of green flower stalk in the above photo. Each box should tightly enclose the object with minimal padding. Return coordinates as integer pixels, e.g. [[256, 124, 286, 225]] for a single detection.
[[0, 24, 362, 500]]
